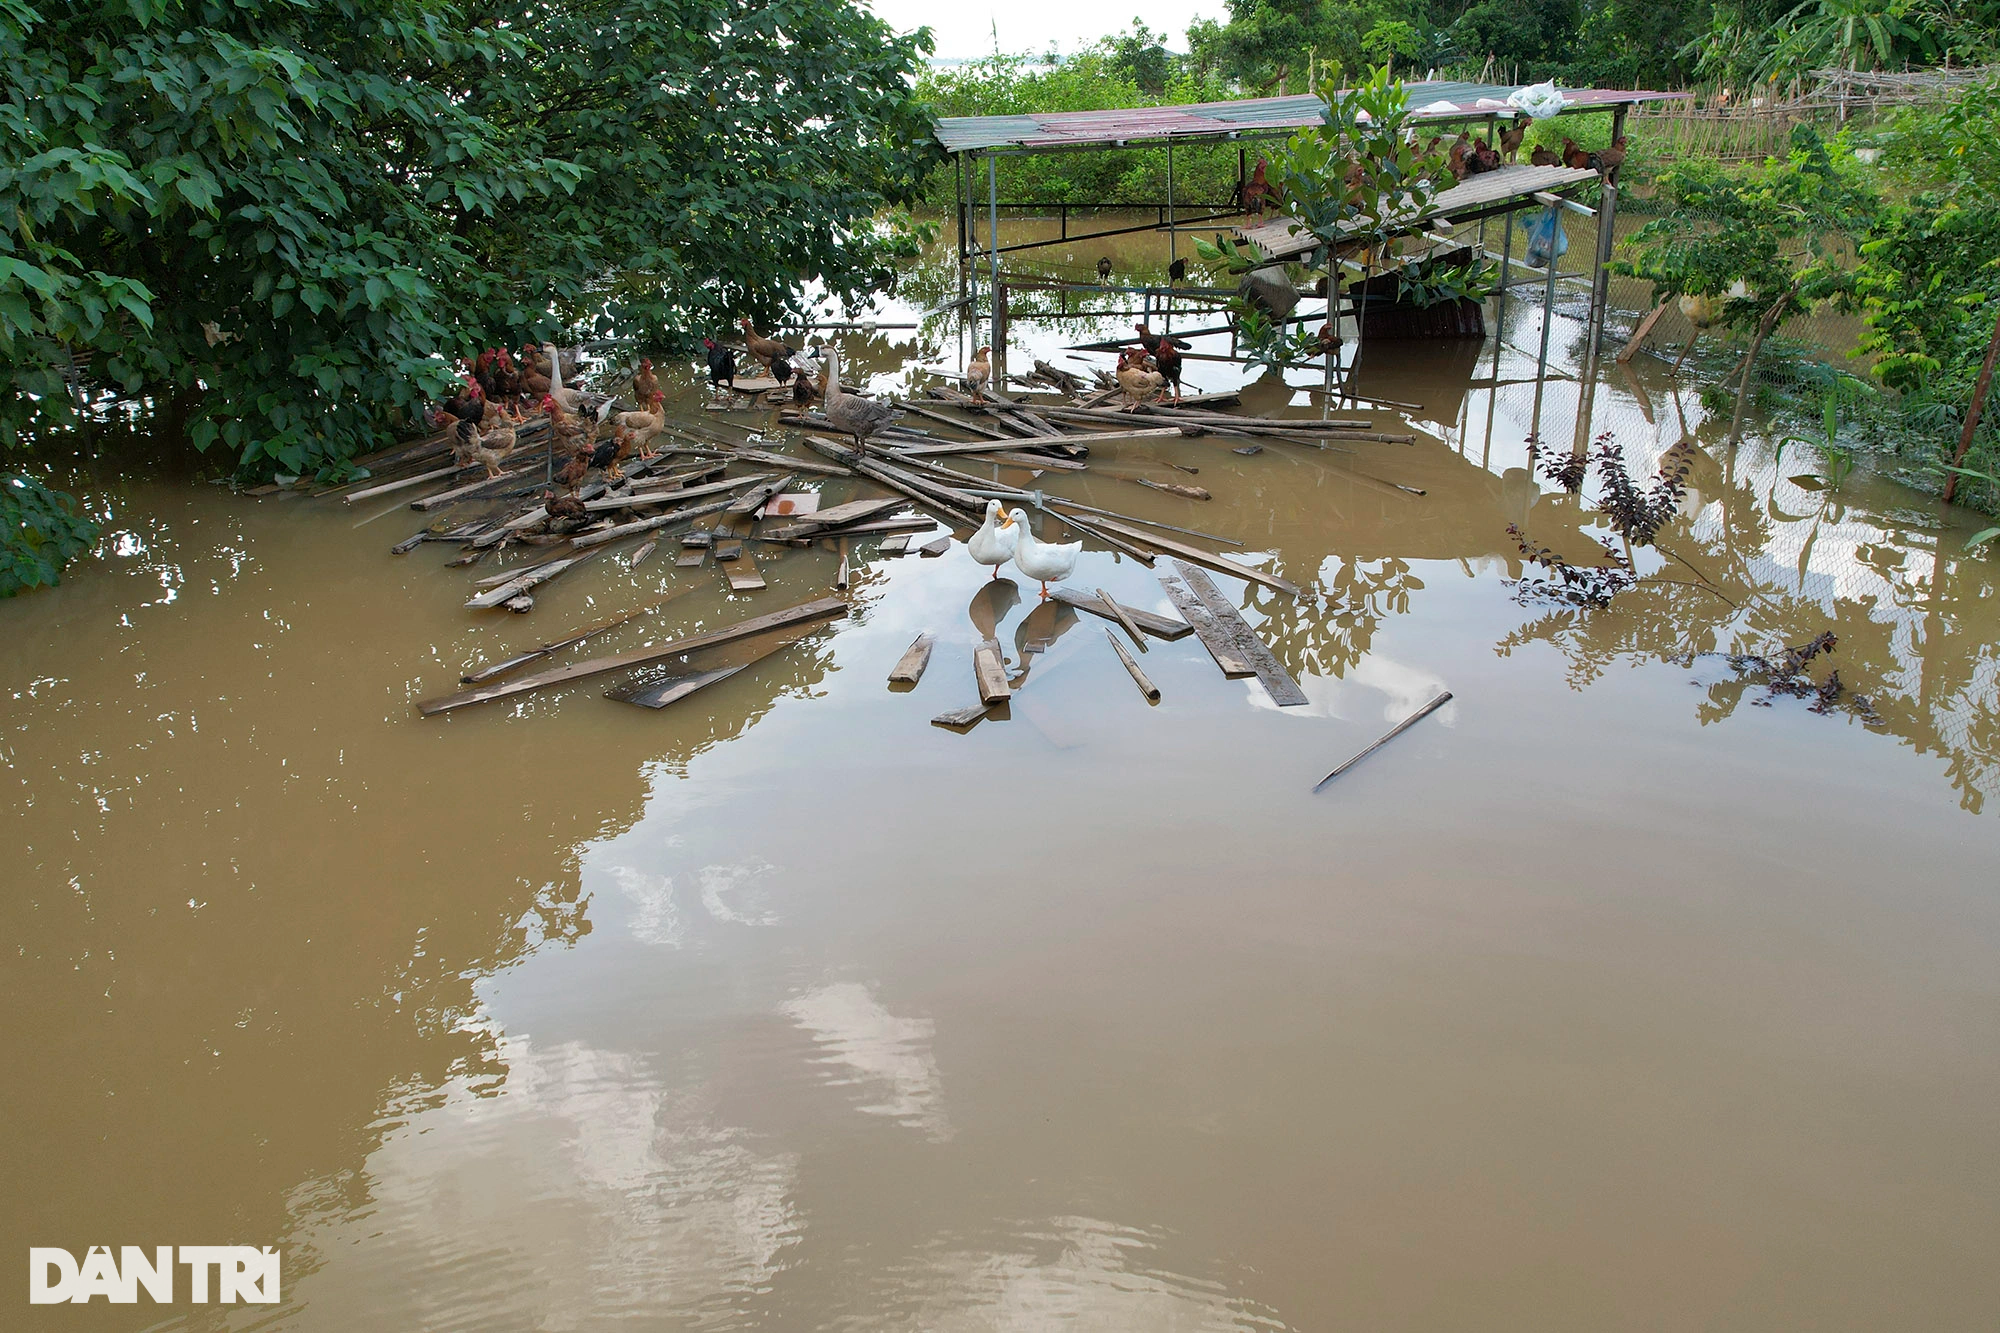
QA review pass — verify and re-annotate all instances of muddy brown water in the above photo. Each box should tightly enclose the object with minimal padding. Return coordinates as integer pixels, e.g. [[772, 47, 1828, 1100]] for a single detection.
[[5, 268, 2000, 1330]]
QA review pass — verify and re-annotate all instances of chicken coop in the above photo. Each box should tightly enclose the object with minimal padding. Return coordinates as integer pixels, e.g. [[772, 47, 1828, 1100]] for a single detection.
[[930, 80, 1688, 397]]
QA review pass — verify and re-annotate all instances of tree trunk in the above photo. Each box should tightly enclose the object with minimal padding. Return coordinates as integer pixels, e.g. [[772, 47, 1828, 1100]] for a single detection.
[[1725, 284, 1798, 447], [1941, 304, 2000, 504]]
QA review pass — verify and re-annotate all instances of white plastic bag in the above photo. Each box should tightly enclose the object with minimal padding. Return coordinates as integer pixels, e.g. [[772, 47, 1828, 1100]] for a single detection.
[[1508, 82, 1569, 120]]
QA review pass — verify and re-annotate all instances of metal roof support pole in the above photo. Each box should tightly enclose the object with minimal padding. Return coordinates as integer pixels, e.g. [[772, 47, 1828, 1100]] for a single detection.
[[955, 153, 968, 310], [987, 153, 1002, 357], [1166, 137, 1177, 300], [1529, 212, 1559, 444], [1575, 178, 1620, 457]]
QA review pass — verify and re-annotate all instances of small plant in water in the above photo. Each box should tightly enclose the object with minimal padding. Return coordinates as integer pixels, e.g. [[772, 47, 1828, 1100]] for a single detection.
[[1537, 439, 1588, 495], [1714, 630, 1879, 719], [1592, 436, 1694, 556], [1505, 524, 1636, 607]]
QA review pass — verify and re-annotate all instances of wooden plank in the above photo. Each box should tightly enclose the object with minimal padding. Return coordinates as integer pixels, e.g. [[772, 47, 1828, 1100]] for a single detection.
[[764, 492, 821, 518], [973, 638, 1011, 704], [583, 473, 772, 513], [1313, 691, 1453, 790], [1095, 587, 1149, 652], [713, 540, 743, 561], [608, 664, 745, 708], [1158, 572, 1256, 677], [570, 494, 746, 550], [676, 546, 709, 568], [888, 633, 936, 684], [919, 536, 951, 558], [931, 703, 990, 729], [417, 596, 850, 714], [763, 497, 902, 536], [464, 551, 598, 610], [725, 551, 766, 591], [408, 453, 548, 510], [1047, 586, 1192, 640], [1170, 561, 1309, 707], [1616, 300, 1668, 363], [1090, 518, 1303, 597], [879, 533, 914, 556], [1106, 628, 1161, 702], [629, 540, 657, 567], [763, 515, 932, 542], [460, 589, 691, 683], [724, 472, 796, 517], [344, 463, 460, 503]]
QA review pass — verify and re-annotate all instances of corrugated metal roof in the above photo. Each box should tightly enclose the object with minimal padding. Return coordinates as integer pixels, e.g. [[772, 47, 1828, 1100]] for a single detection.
[[932, 82, 1685, 154]]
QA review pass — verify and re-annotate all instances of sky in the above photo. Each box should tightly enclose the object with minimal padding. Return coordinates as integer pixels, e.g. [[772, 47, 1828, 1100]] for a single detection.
[[865, 0, 1230, 62]]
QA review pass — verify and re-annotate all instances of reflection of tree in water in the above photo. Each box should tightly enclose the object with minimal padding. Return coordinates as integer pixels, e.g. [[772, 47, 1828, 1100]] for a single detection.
[[1499, 448, 2000, 813], [1244, 556, 1426, 680]]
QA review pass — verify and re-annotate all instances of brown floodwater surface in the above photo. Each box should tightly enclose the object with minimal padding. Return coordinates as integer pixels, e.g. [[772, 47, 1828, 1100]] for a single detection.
[[5, 275, 1999, 1330]]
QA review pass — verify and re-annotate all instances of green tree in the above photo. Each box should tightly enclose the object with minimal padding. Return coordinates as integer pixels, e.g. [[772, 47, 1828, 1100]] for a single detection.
[[1615, 125, 1877, 444], [1, 0, 934, 582]]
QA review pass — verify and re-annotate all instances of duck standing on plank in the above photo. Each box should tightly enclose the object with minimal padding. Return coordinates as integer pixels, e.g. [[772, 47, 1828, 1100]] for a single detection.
[[968, 499, 1019, 581], [1008, 507, 1080, 599]]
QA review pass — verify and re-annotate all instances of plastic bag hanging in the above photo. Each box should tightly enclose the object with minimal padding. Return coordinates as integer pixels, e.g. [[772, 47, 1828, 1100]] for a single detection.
[[1525, 205, 1568, 269]]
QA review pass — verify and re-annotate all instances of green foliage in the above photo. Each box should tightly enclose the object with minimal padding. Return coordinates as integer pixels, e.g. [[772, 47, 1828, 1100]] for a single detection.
[[2, 470, 98, 595], [1754, 0, 1934, 83], [1615, 125, 1876, 328], [2, 0, 936, 488]]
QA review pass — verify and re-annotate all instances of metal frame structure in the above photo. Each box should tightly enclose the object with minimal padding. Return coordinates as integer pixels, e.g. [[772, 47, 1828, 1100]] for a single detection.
[[937, 83, 1679, 393]]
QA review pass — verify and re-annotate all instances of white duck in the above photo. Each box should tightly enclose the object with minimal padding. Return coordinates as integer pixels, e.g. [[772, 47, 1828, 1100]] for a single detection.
[[967, 499, 1019, 580], [1007, 507, 1080, 599]]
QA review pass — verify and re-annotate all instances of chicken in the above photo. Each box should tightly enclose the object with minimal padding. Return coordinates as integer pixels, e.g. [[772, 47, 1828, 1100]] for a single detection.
[[965, 344, 992, 402], [1115, 348, 1165, 408], [1134, 323, 1188, 404], [440, 373, 485, 429], [1529, 143, 1559, 168], [541, 394, 589, 457], [541, 489, 589, 529], [1595, 135, 1628, 178], [1096, 256, 1113, 283], [1562, 138, 1592, 170], [556, 448, 590, 494], [703, 338, 737, 392], [1241, 157, 1273, 218], [1499, 122, 1526, 163], [518, 345, 552, 399], [820, 346, 897, 454], [738, 319, 793, 374], [609, 391, 667, 459], [1167, 257, 1187, 284], [1446, 134, 1473, 181], [1316, 322, 1343, 358], [631, 356, 659, 403], [472, 423, 515, 478], [1470, 137, 1502, 174]]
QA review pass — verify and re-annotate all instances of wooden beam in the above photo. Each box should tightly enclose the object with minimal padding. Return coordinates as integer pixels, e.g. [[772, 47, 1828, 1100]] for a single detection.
[[1158, 573, 1255, 677], [417, 596, 849, 714], [1089, 518, 1303, 597], [1047, 586, 1192, 640], [1168, 561, 1308, 706], [887, 633, 936, 684]]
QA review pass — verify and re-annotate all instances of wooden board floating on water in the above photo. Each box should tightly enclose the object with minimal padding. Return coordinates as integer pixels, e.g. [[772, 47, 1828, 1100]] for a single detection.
[[973, 638, 1012, 704], [1158, 573, 1256, 678], [460, 589, 690, 683], [931, 702, 990, 729], [1106, 628, 1161, 702], [1089, 517, 1301, 597], [465, 551, 597, 610], [584, 473, 771, 513], [766, 497, 902, 536], [344, 462, 460, 503], [919, 536, 951, 558], [1095, 587, 1149, 653], [725, 551, 766, 591], [1047, 586, 1193, 640], [879, 533, 914, 556], [1170, 561, 1309, 707], [417, 596, 849, 714], [1314, 691, 1454, 791], [888, 633, 935, 684], [608, 664, 744, 708], [571, 494, 743, 550], [676, 546, 708, 568], [725, 472, 796, 518]]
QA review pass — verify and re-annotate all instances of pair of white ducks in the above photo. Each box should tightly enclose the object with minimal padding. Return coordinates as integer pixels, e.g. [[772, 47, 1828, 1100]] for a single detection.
[[967, 499, 1080, 596]]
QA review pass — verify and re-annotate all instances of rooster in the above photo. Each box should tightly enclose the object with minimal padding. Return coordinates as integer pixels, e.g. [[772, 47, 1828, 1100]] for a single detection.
[[1134, 324, 1188, 403], [1240, 158, 1273, 218], [439, 373, 485, 430], [1561, 138, 1592, 170], [1499, 122, 1527, 163], [703, 338, 737, 393], [738, 318, 793, 375], [474, 420, 517, 478]]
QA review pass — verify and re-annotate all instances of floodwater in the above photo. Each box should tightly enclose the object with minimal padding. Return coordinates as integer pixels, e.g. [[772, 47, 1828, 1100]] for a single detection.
[[6, 228, 2000, 1331]]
